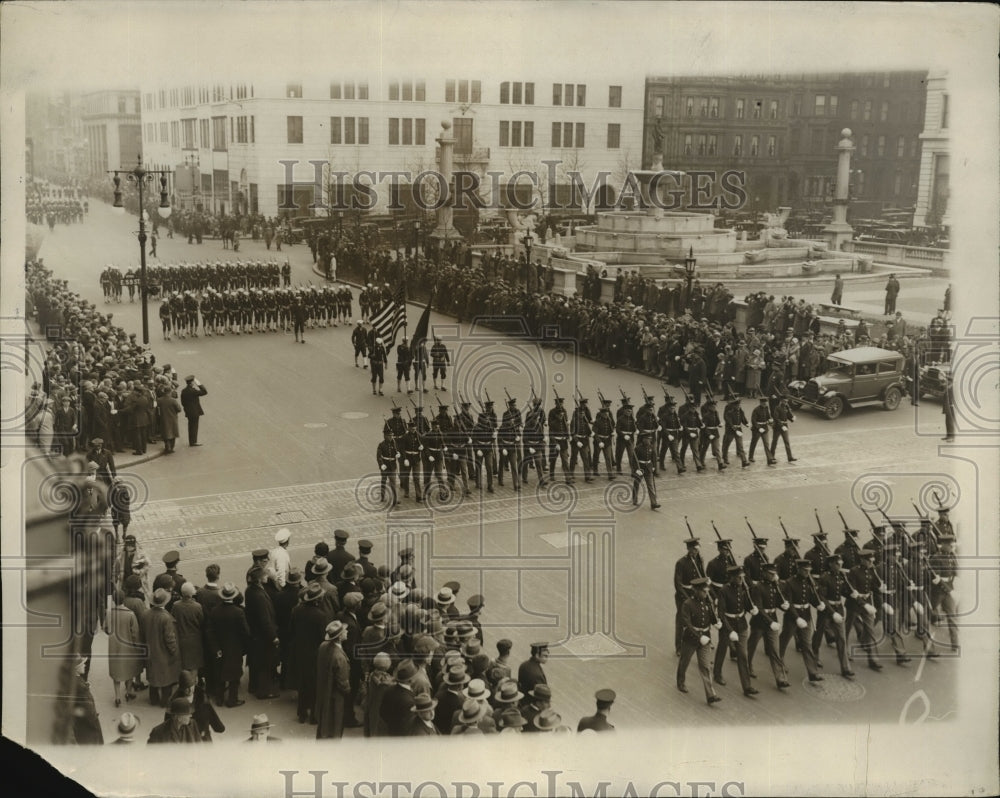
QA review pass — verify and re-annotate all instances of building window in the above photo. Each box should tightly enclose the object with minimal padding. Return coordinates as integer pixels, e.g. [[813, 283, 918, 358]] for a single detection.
[[750, 135, 759, 156], [752, 99, 762, 119], [789, 127, 800, 155], [553, 84, 562, 106], [880, 101, 889, 122], [707, 134, 717, 155], [792, 96, 802, 116], [733, 135, 742, 156], [735, 98, 745, 119], [287, 116, 303, 144], [200, 119, 210, 147], [699, 98, 709, 117], [710, 97, 720, 118], [863, 100, 872, 121], [330, 117, 341, 144], [286, 82, 302, 99], [330, 82, 342, 99], [877, 135, 886, 156], [684, 134, 692, 156], [182, 118, 196, 148], [829, 96, 838, 116], [471, 81, 482, 103], [653, 96, 664, 117], [563, 122, 574, 148], [575, 122, 585, 148], [512, 82, 522, 104], [576, 84, 586, 107], [524, 120, 534, 147], [893, 172, 902, 196], [769, 99, 778, 119], [212, 117, 226, 151], [607, 123, 620, 149], [910, 138, 918, 158], [389, 81, 399, 101], [767, 135, 777, 157], [402, 118, 412, 145], [416, 81, 425, 101], [524, 82, 534, 105], [609, 85, 622, 108], [250, 116, 255, 143], [565, 84, 575, 106], [897, 136, 905, 157], [500, 82, 510, 104], [344, 117, 356, 145], [884, 73, 892, 88], [402, 81, 413, 101], [415, 118, 425, 144], [359, 82, 369, 100], [860, 135, 868, 157], [445, 79, 456, 103], [552, 122, 561, 146], [941, 93, 949, 128], [499, 121, 509, 147], [850, 100, 859, 120], [814, 95, 826, 116], [389, 118, 399, 145], [686, 98, 694, 117], [697, 134, 706, 155]]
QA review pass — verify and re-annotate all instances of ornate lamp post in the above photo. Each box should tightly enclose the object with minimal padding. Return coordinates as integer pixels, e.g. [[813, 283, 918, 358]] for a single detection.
[[683, 246, 697, 310], [109, 155, 172, 344], [522, 229, 533, 293]]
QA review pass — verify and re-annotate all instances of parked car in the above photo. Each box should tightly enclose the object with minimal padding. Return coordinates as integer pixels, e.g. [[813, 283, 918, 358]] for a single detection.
[[787, 346, 907, 419], [906, 361, 950, 402]]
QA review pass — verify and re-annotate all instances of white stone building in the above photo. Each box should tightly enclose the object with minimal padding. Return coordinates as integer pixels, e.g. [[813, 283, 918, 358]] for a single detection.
[[912, 72, 949, 229]]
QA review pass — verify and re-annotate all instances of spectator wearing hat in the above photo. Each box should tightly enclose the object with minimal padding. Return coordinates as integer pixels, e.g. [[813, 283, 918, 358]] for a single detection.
[[304, 541, 330, 583], [157, 385, 182, 454], [677, 578, 722, 705], [328, 529, 356, 580], [102, 588, 145, 706], [380, 658, 419, 736], [517, 642, 549, 698], [577, 688, 616, 732], [336, 592, 365, 723], [246, 713, 280, 742], [434, 586, 456, 620], [143, 588, 182, 707], [315, 620, 352, 738], [715, 566, 758, 696], [433, 663, 469, 734], [207, 583, 252, 706], [486, 639, 513, 695], [153, 550, 185, 611], [308, 557, 341, 616], [245, 565, 280, 699], [780, 560, 824, 682], [356, 539, 378, 580], [490, 678, 523, 714], [451, 697, 489, 735], [123, 384, 153, 455], [172, 581, 205, 687], [497, 707, 528, 733], [53, 394, 78, 457], [113, 533, 145, 593], [408, 692, 440, 735], [459, 678, 496, 733], [85, 437, 116, 488], [180, 375, 207, 446], [270, 529, 292, 588], [391, 548, 416, 585], [362, 651, 394, 737], [108, 477, 132, 540], [521, 683, 553, 732], [112, 712, 140, 744], [335, 563, 364, 605], [147, 697, 200, 744], [290, 583, 332, 724], [274, 570, 303, 690]]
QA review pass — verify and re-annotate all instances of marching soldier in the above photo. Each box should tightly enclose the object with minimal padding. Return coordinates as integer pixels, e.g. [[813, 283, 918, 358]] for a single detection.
[[835, 526, 864, 571], [521, 398, 547, 488], [804, 531, 831, 576], [845, 550, 885, 670], [369, 337, 388, 396], [592, 395, 616, 480], [472, 411, 496, 492], [780, 559, 824, 682], [483, 398, 499, 475], [352, 321, 369, 368], [774, 537, 801, 655], [812, 553, 854, 678], [743, 536, 770, 584], [431, 336, 451, 392], [912, 517, 939, 556], [706, 538, 737, 602], [396, 337, 414, 395], [497, 409, 521, 491], [614, 396, 638, 475], [657, 393, 684, 475], [547, 396, 572, 484], [698, 396, 725, 471], [398, 420, 423, 502], [421, 418, 448, 499], [635, 394, 660, 476], [907, 542, 940, 657], [631, 432, 660, 510], [676, 578, 723, 705], [769, 395, 798, 463], [678, 395, 705, 473], [412, 404, 430, 436], [715, 566, 759, 697], [722, 393, 750, 469], [569, 397, 594, 483], [935, 506, 954, 538], [673, 538, 706, 656], [376, 429, 400, 506], [878, 542, 912, 664], [748, 397, 776, 465], [748, 563, 791, 689], [929, 534, 959, 651], [384, 405, 406, 446]]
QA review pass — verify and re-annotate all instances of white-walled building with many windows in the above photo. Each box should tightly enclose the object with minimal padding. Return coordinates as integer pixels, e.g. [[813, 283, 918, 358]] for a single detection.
[[139, 76, 644, 219]]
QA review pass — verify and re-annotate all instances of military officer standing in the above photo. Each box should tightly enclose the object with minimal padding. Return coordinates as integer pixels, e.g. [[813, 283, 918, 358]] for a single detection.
[[635, 394, 660, 476], [369, 337, 388, 396], [676, 578, 723, 705], [769, 395, 798, 463], [497, 410, 521, 491], [421, 418, 448, 499], [430, 336, 451, 392], [352, 321, 369, 368], [398, 420, 423, 502], [396, 337, 414, 395], [748, 397, 776, 465], [472, 412, 496, 492], [614, 396, 638, 475]]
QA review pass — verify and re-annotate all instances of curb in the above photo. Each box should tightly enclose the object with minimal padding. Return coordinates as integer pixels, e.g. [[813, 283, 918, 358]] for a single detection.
[[116, 448, 168, 469]]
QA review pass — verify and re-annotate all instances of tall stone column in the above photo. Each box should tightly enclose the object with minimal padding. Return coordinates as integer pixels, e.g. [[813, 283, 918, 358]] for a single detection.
[[823, 128, 855, 251], [428, 120, 463, 248]]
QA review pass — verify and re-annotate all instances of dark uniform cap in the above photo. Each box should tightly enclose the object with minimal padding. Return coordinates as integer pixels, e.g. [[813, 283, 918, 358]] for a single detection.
[[811, 531, 828, 538], [691, 577, 710, 588], [334, 529, 350, 541], [796, 559, 813, 568], [726, 565, 744, 576], [716, 538, 732, 547], [595, 689, 616, 704], [937, 534, 956, 544], [391, 407, 402, 413], [860, 549, 876, 558], [162, 550, 180, 565], [753, 537, 768, 545], [467, 594, 485, 610], [358, 539, 373, 553], [579, 397, 589, 403], [783, 538, 800, 546], [685, 538, 700, 547], [762, 563, 778, 572], [759, 397, 769, 403], [252, 548, 269, 559], [825, 553, 843, 563]]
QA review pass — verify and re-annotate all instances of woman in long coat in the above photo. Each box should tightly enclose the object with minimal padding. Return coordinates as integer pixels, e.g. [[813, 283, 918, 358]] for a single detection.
[[158, 388, 182, 453], [103, 588, 144, 706], [142, 588, 182, 707]]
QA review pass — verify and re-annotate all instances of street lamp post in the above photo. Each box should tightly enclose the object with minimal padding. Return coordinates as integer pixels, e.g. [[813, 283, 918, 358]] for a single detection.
[[523, 229, 533, 293], [683, 246, 697, 311], [109, 155, 172, 345]]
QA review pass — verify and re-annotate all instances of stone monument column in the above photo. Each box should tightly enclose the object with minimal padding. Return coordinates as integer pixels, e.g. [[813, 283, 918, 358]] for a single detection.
[[428, 119, 463, 247], [823, 128, 855, 251]]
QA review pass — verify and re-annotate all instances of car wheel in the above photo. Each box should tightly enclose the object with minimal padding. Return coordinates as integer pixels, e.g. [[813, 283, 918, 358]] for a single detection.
[[883, 386, 902, 411], [824, 396, 844, 420]]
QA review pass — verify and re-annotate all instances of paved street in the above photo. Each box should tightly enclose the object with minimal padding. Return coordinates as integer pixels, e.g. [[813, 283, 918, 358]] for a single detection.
[[35, 203, 960, 742]]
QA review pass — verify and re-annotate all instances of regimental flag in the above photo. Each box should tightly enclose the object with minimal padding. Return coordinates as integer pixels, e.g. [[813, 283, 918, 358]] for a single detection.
[[371, 287, 407, 348], [409, 290, 435, 362]]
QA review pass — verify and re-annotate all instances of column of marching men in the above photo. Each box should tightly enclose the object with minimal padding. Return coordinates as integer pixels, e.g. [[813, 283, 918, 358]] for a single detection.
[[85, 526, 624, 743], [373, 380, 806, 510], [671, 505, 959, 706]]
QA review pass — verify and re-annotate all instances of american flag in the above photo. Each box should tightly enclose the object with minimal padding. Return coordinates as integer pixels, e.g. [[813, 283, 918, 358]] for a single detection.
[[371, 286, 406, 348]]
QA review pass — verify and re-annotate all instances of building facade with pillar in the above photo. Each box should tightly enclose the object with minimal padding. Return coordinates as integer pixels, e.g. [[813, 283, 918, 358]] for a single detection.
[[912, 72, 950, 230], [138, 75, 644, 221]]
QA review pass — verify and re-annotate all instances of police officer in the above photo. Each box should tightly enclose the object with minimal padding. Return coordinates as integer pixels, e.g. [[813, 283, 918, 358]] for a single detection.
[[547, 396, 572, 484], [722, 393, 750, 469], [699, 396, 725, 471], [376, 429, 400, 506], [769, 395, 798, 463], [715, 566, 758, 697], [592, 396, 616, 480], [632, 431, 660, 510], [748, 397, 776, 465], [677, 578, 722, 705], [569, 397, 594, 483], [657, 393, 684, 475]]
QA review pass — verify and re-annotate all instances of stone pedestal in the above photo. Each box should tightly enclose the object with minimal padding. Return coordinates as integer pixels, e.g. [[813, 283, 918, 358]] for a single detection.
[[428, 120, 463, 247], [824, 128, 855, 252]]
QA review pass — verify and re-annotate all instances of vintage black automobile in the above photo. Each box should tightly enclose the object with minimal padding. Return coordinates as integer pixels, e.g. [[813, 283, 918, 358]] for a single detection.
[[787, 346, 907, 419]]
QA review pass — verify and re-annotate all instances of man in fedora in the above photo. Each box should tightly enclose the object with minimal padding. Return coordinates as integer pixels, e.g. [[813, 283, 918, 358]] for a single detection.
[[245, 565, 280, 699], [520, 683, 553, 732], [381, 658, 419, 736], [112, 712, 140, 743], [433, 663, 469, 734], [408, 692, 440, 735], [315, 620, 351, 738], [143, 588, 181, 707], [289, 582, 330, 724], [147, 697, 200, 743], [207, 582, 251, 707], [517, 641, 549, 698], [529, 705, 562, 733], [246, 713, 281, 742], [451, 697, 489, 735], [577, 688, 616, 732], [308, 557, 341, 615]]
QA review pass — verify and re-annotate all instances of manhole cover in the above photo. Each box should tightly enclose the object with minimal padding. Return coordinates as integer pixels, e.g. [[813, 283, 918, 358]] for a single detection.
[[340, 411, 369, 419], [304, 422, 328, 428], [804, 675, 866, 702], [175, 350, 198, 355], [275, 510, 307, 523]]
